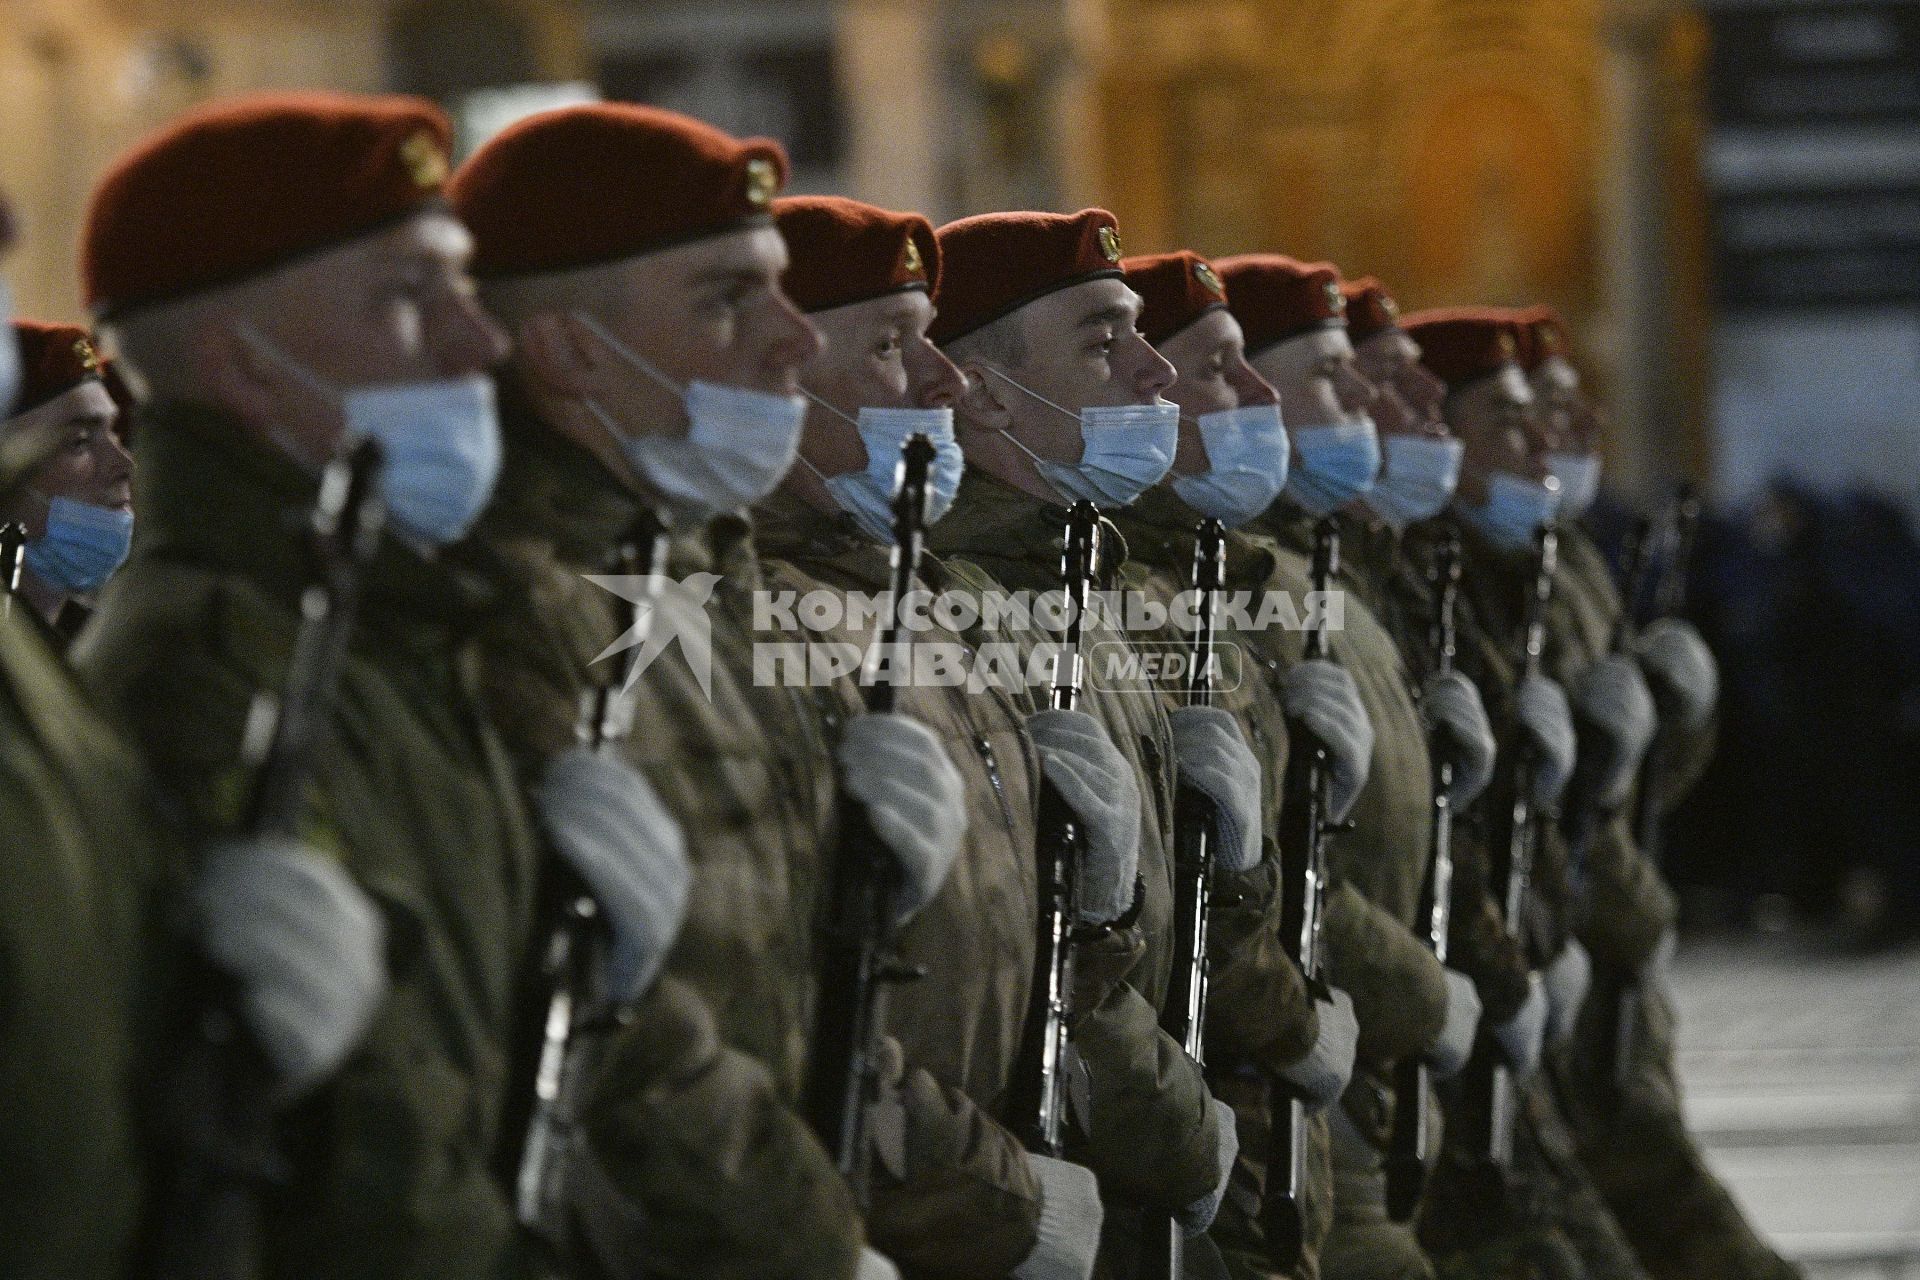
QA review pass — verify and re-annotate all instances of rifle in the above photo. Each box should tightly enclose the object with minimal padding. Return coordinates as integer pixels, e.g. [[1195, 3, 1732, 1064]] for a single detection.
[[148, 439, 387, 1280], [510, 508, 669, 1251], [1558, 515, 1655, 880], [1264, 516, 1340, 1269], [1140, 517, 1228, 1279], [1005, 500, 1101, 1157], [1385, 530, 1464, 1220], [1459, 523, 1559, 1170], [1602, 484, 1702, 1097], [803, 434, 938, 1207], [0, 520, 26, 615]]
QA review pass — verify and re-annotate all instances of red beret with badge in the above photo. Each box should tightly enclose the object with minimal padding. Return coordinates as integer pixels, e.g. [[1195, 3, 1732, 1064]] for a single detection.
[[1513, 305, 1572, 372], [7, 320, 105, 419], [774, 196, 938, 313], [1342, 277, 1402, 346], [83, 92, 453, 318], [1121, 251, 1229, 347], [451, 103, 789, 280], [1401, 307, 1523, 390], [928, 209, 1126, 347], [1215, 255, 1347, 356]]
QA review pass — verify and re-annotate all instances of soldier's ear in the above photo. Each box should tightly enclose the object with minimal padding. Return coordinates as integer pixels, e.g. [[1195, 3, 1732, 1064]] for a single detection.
[[516, 312, 599, 397], [955, 360, 1012, 433]]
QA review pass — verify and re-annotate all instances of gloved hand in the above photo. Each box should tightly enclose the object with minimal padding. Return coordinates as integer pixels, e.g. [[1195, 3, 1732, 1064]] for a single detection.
[[1514, 674, 1576, 806], [1421, 670, 1496, 806], [1427, 968, 1484, 1080], [836, 712, 968, 925], [1644, 926, 1678, 983], [536, 745, 692, 1002], [1280, 659, 1374, 823], [1543, 938, 1593, 1046], [857, 1247, 903, 1280], [1569, 655, 1656, 809], [1175, 1097, 1240, 1237], [1168, 705, 1264, 874], [1027, 708, 1141, 925], [1276, 987, 1358, 1110], [1635, 618, 1718, 732], [1492, 972, 1549, 1079], [1014, 1155, 1104, 1280], [192, 835, 388, 1098]]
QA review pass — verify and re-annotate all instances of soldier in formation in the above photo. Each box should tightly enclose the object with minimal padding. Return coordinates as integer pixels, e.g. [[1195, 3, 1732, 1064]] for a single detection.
[[0, 88, 1797, 1280]]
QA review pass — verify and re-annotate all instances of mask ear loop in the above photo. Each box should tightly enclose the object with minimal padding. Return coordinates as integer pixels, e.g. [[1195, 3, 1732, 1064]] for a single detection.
[[976, 364, 1086, 472], [571, 311, 686, 398], [232, 322, 345, 472]]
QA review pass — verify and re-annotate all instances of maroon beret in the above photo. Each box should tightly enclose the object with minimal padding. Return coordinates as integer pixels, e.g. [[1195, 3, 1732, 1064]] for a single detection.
[[7, 320, 104, 419], [1215, 255, 1347, 356], [83, 93, 453, 318], [1342, 277, 1402, 345], [451, 103, 788, 280], [929, 209, 1125, 347], [1121, 251, 1228, 346], [774, 196, 937, 313], [1400, 308, 1522, 390], [1513, 305, 1572, 372]]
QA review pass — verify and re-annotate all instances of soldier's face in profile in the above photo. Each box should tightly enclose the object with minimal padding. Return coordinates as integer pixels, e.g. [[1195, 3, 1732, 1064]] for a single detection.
[[1155, 308, 1277, 476], [201, 212, 509, 465], [955, 278, 1174, 469], [577, 226, 820, 442], [1527, 355, 1588, 453], [1249, 327, 1376, 434], [2, 380, 133, 535], [1449, 365, 1549, 504], [795, 289, 963, 478], [1355, 330, 1447, 439]]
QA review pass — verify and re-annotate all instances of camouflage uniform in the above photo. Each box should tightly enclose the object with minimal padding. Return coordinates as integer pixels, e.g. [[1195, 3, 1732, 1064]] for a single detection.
[[1242, 506, 1457, 1280], [0, 608, 172, 1280], [73, 404, 544, 1280], [1415, 520, 1648, 1280], [1545, 525, 1800, 1280], [466, 409, 870, 1279], [1106, 488, 1330, 1280], [929, 469, 1226, 1275]]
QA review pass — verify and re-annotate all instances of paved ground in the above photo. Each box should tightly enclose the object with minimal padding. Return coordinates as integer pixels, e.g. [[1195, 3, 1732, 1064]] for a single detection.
[[1670, 936, 1920, 1280]]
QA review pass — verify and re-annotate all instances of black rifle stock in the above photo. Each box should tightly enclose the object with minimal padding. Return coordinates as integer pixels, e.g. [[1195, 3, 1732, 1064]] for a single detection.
[[1559, 516, 1654, 878], [1006, 501, 1101, 1157], [1140, 517, 1228, 1280], [0, 520, 26, 614], [1264, 517, 1339, 1269], [509, 508, 669, 1252], [803, 434, 938, 1207], [1385, 530, 1464, 1220], [147, 439, 386, 1280], [1462, 523, 1558, 1169], [1604, 484, 1702, 1096]]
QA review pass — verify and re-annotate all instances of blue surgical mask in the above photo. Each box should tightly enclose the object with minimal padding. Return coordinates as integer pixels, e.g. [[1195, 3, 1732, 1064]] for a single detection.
[[1169, 403, 1290, 527], [800, 397, 965, 542], [24, 495, 134, 593], [1364, 434, 1464, 529], [1458, 470, 1561, 551], [1284, 419, 1381, 517], [0, 281, 20, 416], [985, 367, 1178, 508], [576, 312, 806, 523], [240, 325, 502, 547], [1546, 450, 1601, 521]]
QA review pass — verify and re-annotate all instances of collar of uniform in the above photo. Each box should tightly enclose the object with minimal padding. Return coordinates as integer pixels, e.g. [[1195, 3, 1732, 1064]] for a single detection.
[[479, 395, 651, 570], [927, 466, 1136, 586], [130, 399, 496, 634], [1252, 499, 1319, 557], [751, 488, 870, 563]]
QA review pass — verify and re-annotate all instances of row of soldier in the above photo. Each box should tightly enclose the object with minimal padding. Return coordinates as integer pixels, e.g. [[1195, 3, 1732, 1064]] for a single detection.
[[0, 91, 1800, 1280]]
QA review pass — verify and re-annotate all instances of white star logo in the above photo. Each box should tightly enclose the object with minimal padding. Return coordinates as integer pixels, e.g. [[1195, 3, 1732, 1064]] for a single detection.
[[584, 571, 723, 702]]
